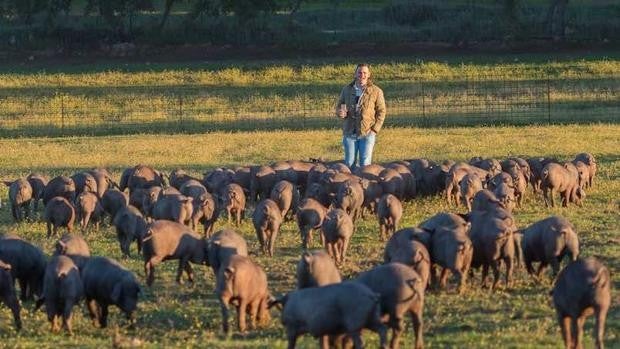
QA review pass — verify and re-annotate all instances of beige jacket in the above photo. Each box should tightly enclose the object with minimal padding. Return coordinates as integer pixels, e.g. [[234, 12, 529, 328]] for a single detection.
[[336, 81, 386, 136]]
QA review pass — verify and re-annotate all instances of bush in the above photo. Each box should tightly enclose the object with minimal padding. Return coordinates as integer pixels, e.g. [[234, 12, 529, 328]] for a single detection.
[[382, 1, 438, 26]]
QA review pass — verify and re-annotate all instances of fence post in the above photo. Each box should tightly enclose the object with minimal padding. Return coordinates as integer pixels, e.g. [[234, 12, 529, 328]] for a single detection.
[[302, 94, 307, 129], [546, 77, 551, 123], [60, 93, 65, 133], [178, 95, 183, 131], [421, 82, 426, 119]]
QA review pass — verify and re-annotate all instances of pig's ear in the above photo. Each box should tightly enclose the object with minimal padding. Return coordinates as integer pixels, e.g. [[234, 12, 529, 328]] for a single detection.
[[268, 294, 287, 310], [419, 227, 433, 235], [56, 240, 67, 254], [413, 250, 423, 263], [457, 213, 470, 222], [224, 267, 235, 280], [111, 283, 122, 303], [360, 179, 369, 190]]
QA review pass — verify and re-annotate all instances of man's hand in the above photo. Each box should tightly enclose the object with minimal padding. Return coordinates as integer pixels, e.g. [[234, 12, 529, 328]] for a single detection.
[[337, 104, 348, 118]]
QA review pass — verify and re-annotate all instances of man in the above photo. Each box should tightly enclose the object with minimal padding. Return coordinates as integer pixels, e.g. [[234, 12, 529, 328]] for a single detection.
[[336, 63, 386, 169]]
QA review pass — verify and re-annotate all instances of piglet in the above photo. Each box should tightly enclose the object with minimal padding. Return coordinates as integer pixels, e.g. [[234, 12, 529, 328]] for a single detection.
[[252, 199, 283, 257], [552, 257, 610, 349], [142, 220, 207, 286], [377, 193, 403, 240], [216, 255, 271, 335], [44, 196, 75, 238], [0, 260, 21, 330], [39, 255, 83, 335], [270, 281, 387, 349], [296, 250, 341, 289], [321, 208, 354, 265], [81, 257, 140, 328]]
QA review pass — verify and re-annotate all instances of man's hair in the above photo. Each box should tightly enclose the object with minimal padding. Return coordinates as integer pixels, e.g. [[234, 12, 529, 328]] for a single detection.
[[355, 63, 371, 73]]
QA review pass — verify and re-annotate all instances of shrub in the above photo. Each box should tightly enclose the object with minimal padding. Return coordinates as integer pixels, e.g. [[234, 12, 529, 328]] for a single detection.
[[382, 1, 438, 26]]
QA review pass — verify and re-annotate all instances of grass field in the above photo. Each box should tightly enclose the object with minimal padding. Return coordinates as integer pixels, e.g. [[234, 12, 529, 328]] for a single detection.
[[0, 55, 618, 137], [0, 124, 618, 348]]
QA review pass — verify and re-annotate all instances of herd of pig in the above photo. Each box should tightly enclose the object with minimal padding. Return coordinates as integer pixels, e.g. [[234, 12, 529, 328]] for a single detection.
[[0, 151, 612, 349]]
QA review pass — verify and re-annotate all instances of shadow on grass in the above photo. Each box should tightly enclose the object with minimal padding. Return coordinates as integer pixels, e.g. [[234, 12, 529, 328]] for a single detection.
[[2, 112, 619, 139], [1, 76, 617, 95]]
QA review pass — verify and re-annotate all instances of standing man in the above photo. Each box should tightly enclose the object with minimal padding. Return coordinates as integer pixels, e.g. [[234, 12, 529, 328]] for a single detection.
[[336, 63, 386, 169]]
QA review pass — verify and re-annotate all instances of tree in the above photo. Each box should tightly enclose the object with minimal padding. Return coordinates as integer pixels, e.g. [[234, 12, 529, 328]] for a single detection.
[[187, 0, 278, 24], [84, 0, 152, 35], [220, 0, 278, 23], [45, 0, 72, 29], [545, 0, 569, 41], [186, 0, 222, 22], [222, 0, 277, 23], [285, 0, 306, 16], [502, 0, 521, 39], [159, 0, 195, 31], [0, 0, 48, 24], [159, 0, 179, 31]]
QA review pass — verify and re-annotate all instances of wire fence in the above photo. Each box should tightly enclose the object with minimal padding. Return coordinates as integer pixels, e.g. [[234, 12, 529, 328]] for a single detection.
[[0, 72, 618, 137]]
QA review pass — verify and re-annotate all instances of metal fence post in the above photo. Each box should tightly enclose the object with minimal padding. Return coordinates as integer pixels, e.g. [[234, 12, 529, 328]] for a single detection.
[[178, 95, 183, 131], [61, 93, 65, 133], [303, 94, 307, 129], [546, 77, 551, 123], [421, 82, 426, 119]]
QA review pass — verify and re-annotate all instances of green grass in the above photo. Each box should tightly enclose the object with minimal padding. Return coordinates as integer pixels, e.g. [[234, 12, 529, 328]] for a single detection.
[[0, 56, 618, 137], [0, 124, 618, 347]]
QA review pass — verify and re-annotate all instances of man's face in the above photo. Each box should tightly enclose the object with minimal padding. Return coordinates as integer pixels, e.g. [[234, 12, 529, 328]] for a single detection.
[[356, 66, 370, 85]]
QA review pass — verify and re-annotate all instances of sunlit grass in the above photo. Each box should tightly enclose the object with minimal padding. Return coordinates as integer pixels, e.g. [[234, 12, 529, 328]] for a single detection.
[[0, 124, 618, 347], [0, 59, 618, 88], [0, 55, 617, 137]]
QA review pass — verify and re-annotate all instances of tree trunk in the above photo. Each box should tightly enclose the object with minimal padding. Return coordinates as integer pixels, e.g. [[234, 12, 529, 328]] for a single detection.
[[503, 0, 520, 37], [545, 0, 569, 41], [159, 0, 177, 32], [556, 0, 568, 41], [289, 0, 304, 16]]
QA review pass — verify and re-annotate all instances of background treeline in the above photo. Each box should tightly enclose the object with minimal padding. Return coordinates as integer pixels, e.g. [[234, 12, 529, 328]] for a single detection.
[[0, 0, 619, 52]]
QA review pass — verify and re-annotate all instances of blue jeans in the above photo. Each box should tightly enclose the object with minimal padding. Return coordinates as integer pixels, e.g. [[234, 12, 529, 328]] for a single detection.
[[343, 133, 376, 169]]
